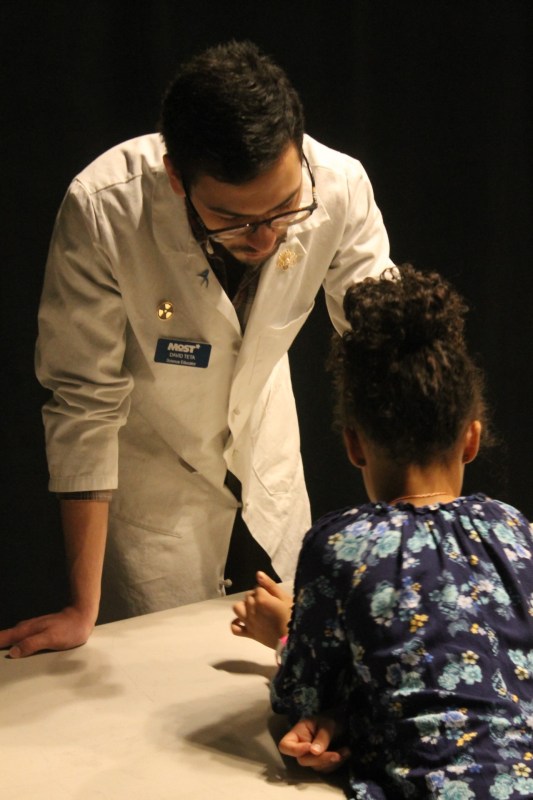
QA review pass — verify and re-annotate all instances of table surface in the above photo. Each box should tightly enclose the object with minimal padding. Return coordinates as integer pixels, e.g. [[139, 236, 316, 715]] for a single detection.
[[0, 591, 342, 799]]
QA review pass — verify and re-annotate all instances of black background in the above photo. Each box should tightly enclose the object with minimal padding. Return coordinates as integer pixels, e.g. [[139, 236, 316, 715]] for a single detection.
[[2, 1, 531, 627]]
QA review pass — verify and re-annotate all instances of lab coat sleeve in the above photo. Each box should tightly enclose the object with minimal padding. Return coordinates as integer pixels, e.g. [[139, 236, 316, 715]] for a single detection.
[[323, 159, 393, 334], [36, 180, 133, 492]]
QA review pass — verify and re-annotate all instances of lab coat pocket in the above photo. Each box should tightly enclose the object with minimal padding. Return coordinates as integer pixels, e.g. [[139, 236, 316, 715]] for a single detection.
[[248, 304, 314, 497], [110, 461, 209, 537], [113, 405, 211, 536], [250, 301, 315, 378], [101, 493, 234, 620]]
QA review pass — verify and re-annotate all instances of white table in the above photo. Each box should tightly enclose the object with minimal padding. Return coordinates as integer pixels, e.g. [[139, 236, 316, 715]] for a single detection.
[[0, 592, 342, 798]]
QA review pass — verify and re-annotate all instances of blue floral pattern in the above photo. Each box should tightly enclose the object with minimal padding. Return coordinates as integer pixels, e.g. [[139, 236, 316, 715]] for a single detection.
[[271, 495, 533, 798]]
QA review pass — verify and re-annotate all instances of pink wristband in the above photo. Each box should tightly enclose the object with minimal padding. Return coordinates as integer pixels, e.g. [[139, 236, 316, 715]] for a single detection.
[[275, 635, 288, 666]]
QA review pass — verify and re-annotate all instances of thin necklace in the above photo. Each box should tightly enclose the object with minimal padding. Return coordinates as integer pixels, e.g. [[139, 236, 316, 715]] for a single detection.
[[389, 491, 453, 505]]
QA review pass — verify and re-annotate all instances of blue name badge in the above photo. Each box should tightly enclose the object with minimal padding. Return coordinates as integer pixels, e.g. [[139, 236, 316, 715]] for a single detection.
[[154, 338, 212, 368]]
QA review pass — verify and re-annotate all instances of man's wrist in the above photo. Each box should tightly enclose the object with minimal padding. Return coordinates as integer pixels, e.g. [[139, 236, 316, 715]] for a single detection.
[[57, 490, 113, 502]]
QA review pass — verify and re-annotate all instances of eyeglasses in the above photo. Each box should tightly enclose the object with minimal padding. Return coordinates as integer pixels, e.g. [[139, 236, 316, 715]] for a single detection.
[[185, 155, 317, 243]]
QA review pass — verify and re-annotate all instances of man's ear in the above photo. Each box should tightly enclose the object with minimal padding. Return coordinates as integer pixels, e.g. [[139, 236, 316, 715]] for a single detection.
[[163, 154, 185, 196], [462, 420, 482, 464], [343, 427, 366, 468]]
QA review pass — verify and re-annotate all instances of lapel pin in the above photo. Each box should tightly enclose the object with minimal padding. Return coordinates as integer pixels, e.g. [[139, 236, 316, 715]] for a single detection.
[[276, 248, 300, 271], [198, 268, 210, 287], [157, 300, 174, 320]]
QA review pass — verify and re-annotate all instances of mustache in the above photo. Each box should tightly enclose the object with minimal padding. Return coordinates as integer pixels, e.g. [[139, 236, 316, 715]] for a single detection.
[[231, 235, 287, 255]]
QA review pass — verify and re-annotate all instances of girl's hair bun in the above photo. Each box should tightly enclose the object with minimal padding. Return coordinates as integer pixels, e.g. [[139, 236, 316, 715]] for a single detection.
[[342, 265, 468, 361], [329, 264, 490, 465]]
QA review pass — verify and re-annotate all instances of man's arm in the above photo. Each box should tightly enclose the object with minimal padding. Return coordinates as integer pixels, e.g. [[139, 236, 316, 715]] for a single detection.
[[319, 150, 393, 335], [0, 500, 108, 658]]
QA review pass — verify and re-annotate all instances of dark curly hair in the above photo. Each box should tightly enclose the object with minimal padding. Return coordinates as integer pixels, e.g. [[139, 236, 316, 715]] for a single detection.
[[328, 265, 491, 465], [159, 40, 305, 187]]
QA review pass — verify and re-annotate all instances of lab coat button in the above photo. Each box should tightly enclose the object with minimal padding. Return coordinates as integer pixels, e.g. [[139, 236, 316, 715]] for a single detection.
[[157, 300, 174, 320], [233, 407, 241, 417]]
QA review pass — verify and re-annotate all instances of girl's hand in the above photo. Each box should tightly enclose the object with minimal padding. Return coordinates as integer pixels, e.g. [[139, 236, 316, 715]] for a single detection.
[[230, 571, 292, 649], [278, 716, 350, 773]]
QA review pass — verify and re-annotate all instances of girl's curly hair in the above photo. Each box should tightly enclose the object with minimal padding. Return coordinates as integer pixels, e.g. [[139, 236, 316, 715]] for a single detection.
[[328, 264, 491, 465]]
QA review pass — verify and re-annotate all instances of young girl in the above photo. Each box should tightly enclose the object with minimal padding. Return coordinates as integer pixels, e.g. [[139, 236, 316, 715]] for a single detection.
[[234, 265, 533, 798]]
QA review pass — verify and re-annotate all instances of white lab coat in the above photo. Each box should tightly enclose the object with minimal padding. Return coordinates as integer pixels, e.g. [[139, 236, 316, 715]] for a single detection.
[[36, 133, 392, 620]]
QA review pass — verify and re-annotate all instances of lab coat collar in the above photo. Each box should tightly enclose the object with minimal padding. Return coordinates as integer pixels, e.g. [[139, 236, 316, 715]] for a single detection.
[[151, 166, 243, 335], [152, 166, 198, 254], [291, 147, 331, 235]]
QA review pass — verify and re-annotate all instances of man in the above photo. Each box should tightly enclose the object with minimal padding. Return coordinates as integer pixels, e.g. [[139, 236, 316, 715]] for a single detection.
[[0, 41, 391, 657]]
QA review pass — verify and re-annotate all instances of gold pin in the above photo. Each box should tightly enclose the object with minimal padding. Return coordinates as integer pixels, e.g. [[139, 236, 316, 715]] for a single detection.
[[276, 248, 299, 271], [157, 300, 174, 320]]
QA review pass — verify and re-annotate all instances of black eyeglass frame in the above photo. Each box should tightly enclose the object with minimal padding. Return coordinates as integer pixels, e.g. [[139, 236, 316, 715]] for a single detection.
[[184, 154, 317, 243]]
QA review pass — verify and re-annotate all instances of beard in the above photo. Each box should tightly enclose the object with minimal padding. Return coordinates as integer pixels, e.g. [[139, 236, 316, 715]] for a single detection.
[[221, 233, 288, 269]]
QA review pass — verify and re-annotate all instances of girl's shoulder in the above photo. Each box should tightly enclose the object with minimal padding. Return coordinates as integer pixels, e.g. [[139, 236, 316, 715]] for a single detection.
[[303, 494, 532, 551], [306, 502, 384, 535], [302, 502, 400, 552], [450, 494, 532, 534]]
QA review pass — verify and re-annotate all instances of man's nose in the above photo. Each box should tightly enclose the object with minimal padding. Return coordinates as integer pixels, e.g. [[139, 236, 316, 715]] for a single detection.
[[246, 220, 278, 249]]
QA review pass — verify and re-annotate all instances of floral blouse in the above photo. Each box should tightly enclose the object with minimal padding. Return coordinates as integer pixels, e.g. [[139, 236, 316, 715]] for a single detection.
[[271, 495, 533, 799]]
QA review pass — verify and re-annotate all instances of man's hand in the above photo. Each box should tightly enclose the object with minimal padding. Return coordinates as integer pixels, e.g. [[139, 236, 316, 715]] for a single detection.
[[0, 499, 109, 658], [0, 606, 96, 658], [278, 716, 351, 773], [231, 571, 292, 649]]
